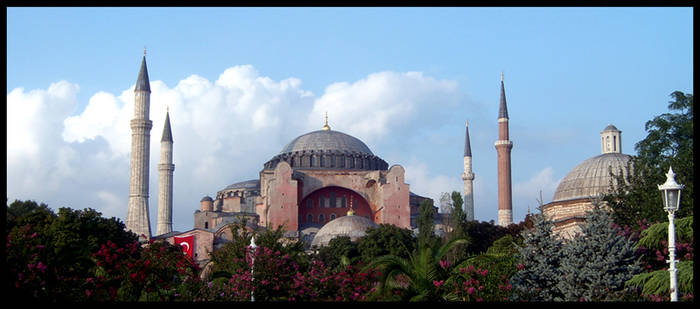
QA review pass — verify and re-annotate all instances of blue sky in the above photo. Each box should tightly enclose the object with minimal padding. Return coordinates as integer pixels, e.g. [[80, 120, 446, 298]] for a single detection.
[[7, 7, 693, 233]]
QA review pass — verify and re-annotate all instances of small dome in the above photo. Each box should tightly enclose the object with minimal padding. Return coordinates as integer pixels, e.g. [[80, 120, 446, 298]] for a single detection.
[[602, 124, 620, 132], [311, 214, 378, 247], [552, 153, 633, 202], [200, 196, 213, 202]]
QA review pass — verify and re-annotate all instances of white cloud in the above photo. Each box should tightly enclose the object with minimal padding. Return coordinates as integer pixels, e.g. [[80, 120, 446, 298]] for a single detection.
[[7, 65, 467, 233], [513, 167, 562, 218], [309, 71, 461, 144], [404, 159, 463, 204]]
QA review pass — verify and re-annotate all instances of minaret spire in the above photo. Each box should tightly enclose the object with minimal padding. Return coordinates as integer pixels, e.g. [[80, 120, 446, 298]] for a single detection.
[[157, 109, 175, 236], [126, 52, 154, 241], [495, 73, 513, 227], [462, 120, 475, 221]]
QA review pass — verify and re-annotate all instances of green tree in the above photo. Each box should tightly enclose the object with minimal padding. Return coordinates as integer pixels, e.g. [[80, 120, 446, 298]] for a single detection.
[[6, 201, 138, 301], [556, 201, 641, 301], [357, 223, 415, 262], [364, 237, 469, 301], [624, 216, 694, 300], [510, 210, 564, 301], [605, 91, 693, 229], [445, 235, 520, 301], [417, 199, 440, 249], [317, 235, 360, 271]]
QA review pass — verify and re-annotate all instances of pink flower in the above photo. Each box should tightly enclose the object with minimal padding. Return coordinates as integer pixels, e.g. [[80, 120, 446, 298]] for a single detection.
[[467, 287, 475, 295], [439, 260, 451, 269], [433, 280, 445, 288], [36, 261, 47, 273], [517, 263, 525, 270]]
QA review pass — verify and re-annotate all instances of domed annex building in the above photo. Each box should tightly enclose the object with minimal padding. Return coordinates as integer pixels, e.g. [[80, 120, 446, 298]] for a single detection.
[[542, 125, 633, 239]]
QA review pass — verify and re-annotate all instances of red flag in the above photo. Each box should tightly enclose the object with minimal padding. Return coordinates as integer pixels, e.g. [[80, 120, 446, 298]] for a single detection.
[[174, 235, 194, 259]]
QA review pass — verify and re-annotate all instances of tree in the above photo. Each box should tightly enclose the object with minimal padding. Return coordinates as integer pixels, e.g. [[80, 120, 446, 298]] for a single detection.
[[449, 191, 467, 239], [6, 201, 139, 301], [605, 91, 693, 229], [510, 210, 564, 301], [556, 200, 641, 301], [624, 216, 694, 300], [357, 223, 415, 262], [417, 199, 440, 249], [364, 237, 469, 301], [445, 235, 520, 301], [317, 236, 360, 271]]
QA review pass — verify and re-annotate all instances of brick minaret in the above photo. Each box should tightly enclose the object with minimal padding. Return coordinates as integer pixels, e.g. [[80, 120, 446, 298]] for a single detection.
[[462, 120, 475, 221], [126, 51, 153, 240], [157, 109, 174, 236], [494, 72, 513, 227]]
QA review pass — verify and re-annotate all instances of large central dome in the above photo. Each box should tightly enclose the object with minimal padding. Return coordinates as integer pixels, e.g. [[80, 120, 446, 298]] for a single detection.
[[280, 130, 374, 155], [263, 128, 388, 171]]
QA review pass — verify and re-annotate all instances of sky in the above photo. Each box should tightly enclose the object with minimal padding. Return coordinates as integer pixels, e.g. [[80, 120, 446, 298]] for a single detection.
[[6, 7, 693, 233]]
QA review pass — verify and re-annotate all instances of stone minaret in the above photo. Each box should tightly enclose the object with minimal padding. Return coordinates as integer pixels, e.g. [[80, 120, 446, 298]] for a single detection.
[[157, 109, 174, 236], [126, 51, 153, 240], [494, 72, 513, 227], [601, 124, 622, 154], [462, 120, 475, 221]]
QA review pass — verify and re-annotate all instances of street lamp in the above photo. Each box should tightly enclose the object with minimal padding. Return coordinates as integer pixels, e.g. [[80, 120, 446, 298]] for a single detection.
[[249, 235, 257, 302], [657, 166, 684, 302]]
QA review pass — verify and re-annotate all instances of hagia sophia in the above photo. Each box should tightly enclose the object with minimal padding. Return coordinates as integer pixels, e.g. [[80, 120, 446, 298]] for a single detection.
[[124, 53, 633, 266]]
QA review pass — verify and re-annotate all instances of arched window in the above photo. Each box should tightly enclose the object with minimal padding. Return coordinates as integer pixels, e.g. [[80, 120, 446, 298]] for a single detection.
[[310, 155, 316, 167], [330, 192, 336, 207], [613, 136, 617, 152], [320, 155, 325, 167], [307, 214, 314, 224], [204, 222, 209, 229], [330, 214, 336, 220], [319, 214, 325, 224], [307, 199, 313, 209]]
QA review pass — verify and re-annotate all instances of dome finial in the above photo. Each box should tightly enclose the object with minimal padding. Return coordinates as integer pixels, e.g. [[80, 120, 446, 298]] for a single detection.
[[347, 195, 355, 216], [144, 46, 147, 56], [322, 111, 331, 131], [501, 71, 504, 82]]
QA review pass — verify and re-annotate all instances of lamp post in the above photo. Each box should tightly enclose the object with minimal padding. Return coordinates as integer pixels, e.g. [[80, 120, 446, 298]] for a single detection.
[[249, 235, 257, 302], [657, 166, 684, 302]]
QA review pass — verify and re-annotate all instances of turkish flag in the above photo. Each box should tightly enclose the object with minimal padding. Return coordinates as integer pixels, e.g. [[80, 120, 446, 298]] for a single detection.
[[174, 235, 194, 259]]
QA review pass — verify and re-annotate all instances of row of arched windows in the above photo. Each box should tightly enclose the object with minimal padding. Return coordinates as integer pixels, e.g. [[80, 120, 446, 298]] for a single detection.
[[306, 194, 348, 209], [264, 151, 388, 170]]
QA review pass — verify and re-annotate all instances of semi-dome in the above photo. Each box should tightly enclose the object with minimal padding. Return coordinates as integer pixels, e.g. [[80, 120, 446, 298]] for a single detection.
[[310, 214, 378, 247], [264, 127, 389, 171], [552, 152, 632, 202], [224, 179, 260, 191]]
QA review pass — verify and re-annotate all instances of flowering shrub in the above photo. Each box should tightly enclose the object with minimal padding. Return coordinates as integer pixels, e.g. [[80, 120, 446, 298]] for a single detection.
[[84, 239, 202, 301], [444, 264, 512, 301], [218, 245, 379, 301]]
